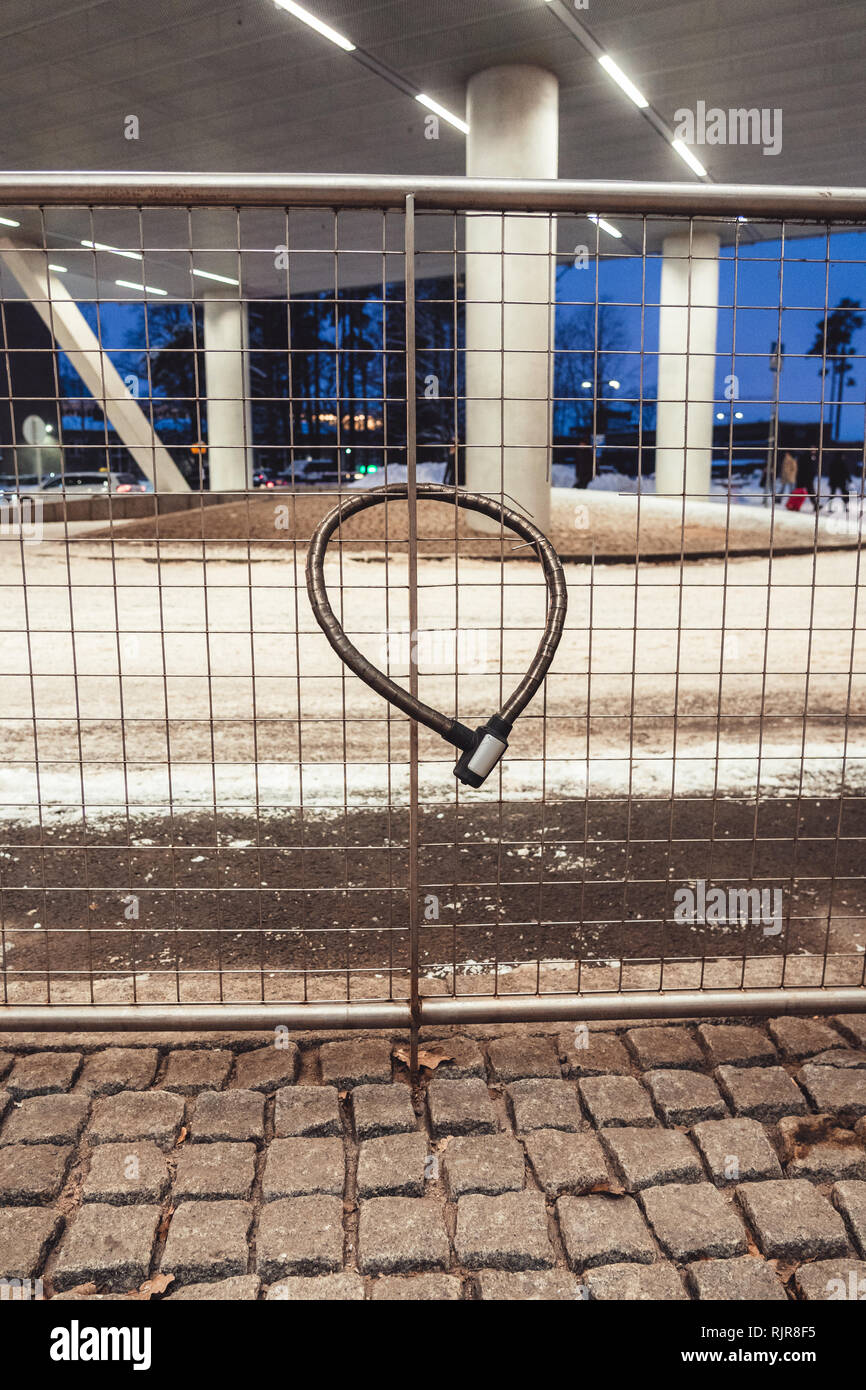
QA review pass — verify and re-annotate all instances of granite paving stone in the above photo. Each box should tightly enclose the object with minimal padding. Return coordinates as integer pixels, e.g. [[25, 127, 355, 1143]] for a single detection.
[[584, 1262, 688, 1301], [319, 1038, 392, 1088], [370, 1274, 462, 1300], [256, 1195, 344, 1279], [798, 1064, 866, 1124], [643, 1069, 727, 1126], [560, 1031, 632, 1078], [53, 1203, 161, 1291], [191, 1089, 265, 1144], [231, 1043, 299, 1093], [5, 1051, 81, 1099], [0, 1143, 72, 1205], [686, 1256, 789, 1301], [88, 1091, 185, 1150], [262, 1138, 345, 1199], [767, 1017, 846, 1060], [358, 1197, 449, 1274], [173, 1141, 256, 1200], [161, 1200, 253, 1285], [624, 1027, 704, 1070], [265, 1272, 363, 1300], [477, 1269, 579, 1300], [507, 1078, 581, 1133], [794, 1258, 866, 1301], [351, 1083, 416, 1139], [639, 1182, 748, 1260], [487, 1035, 560, 1082], [167, 1275, 260, 1301], [524, 1129, 610, 1197], [832, 1180, 866, 1256], [82, 1141, 169, 1204], [786, 1139, 866, 1183], [737, 1179, 851, 1260], [715, 1065, 807, 1122], [556, 1193, 657, 1269], [578, 1075, 656, 1129], [697, 1024, 779, 1069], [420, 1036, 485, 1079], [691, 1116, 784, 1186], [0, 1207, 62, 1278], [455, 1191, 554, 1271], [274, 1084, 342, 1138], [441, 1133, 525, 1199], [834, 1015, 866, 1048], [162, 1049, 233, 1096], [427, 1078, 497, 1138], [76, 1049, 158, 1097], [356, 1132, 427, 1199], [1, 1094, 89, 1146], [601, 1128, 703, 1193]]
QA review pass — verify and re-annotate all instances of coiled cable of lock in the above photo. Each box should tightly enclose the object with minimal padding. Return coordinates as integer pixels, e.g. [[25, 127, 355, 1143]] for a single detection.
[[305, 482, 568, 788]]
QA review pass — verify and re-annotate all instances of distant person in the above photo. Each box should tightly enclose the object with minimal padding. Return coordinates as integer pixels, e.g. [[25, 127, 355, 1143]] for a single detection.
[[776, 450, 797, 501], [801, 449, 817, 496], [826, 452, 851, 513], [573, 438, 593, 489]]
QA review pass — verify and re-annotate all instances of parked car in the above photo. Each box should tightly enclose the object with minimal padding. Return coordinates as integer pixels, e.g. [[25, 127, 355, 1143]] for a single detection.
[[276, 456, 363, 487], [36, 470, 153, 495]]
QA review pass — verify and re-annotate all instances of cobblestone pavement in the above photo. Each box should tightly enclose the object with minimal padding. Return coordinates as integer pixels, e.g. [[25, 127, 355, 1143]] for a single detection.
[[0, 1014, 865, 1301]]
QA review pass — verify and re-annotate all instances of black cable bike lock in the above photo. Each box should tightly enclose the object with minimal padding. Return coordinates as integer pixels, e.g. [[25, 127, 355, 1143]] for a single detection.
[[305, 483, 568, 788]]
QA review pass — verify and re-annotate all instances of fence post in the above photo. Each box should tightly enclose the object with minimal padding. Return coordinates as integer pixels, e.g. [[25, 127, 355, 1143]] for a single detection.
[[405, 193, 421, 1078]]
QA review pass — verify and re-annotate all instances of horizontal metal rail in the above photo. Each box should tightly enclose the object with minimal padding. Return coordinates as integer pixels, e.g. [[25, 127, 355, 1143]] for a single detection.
[[1, 172, 866, 218], [0, 988, 864, 1033]]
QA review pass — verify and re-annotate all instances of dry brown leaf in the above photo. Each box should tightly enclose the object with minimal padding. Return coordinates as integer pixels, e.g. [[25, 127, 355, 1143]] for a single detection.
[[176, 1126, 187, 1145], [58, 1281, 100, 1298], [747, 1240, 762, 1258], [393, 1043, 455, 1072], [135, 1273, 174, 1301], [587, 1181, 626, 1197]]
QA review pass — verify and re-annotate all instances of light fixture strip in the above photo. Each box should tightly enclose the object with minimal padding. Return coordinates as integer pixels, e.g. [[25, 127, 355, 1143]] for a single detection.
[[542, 0, 711, 180], [274, 1, 468, 133], [116, 279, 168, 296]]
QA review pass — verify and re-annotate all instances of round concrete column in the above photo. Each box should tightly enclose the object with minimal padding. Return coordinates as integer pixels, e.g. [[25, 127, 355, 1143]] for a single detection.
[[654, 231, 720, 497], [203, 287, 253, 491], [464, 65, 558, 529]]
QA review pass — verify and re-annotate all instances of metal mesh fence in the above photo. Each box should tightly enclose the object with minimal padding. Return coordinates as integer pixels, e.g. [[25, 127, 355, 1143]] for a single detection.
[[0, 176, 864, 1028]]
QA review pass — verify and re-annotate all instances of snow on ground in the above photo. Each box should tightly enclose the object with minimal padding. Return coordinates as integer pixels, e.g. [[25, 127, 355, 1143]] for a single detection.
[[0, 511, 862, 824]]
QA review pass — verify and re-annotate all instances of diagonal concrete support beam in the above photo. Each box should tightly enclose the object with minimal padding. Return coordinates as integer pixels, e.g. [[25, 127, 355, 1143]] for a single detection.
[[0, 240, 189, 492]]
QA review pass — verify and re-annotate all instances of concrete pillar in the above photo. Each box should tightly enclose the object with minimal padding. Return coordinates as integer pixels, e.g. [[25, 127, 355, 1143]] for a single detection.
[[655, 231, 720, 497], [464, 65, 558, 529], [203, 288, 252, 491]]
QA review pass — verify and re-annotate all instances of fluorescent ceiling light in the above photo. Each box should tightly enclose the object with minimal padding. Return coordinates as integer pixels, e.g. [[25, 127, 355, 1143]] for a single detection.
[[274, 0, 355, 51], [671, 138, 708, 178], [415, 93, 469, 134], [48, 264, 68, 273], [598, 54, 649, 109], [0, 215, 20, 227], [192, 268, 240, 286], [82, 239, 142, 261], [588, 214, 622, 239], [116, 279, 168, 296]]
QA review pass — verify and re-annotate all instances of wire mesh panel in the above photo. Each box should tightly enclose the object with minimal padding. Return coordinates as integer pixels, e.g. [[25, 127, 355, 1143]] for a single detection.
[[0, 177, 863, 1026]]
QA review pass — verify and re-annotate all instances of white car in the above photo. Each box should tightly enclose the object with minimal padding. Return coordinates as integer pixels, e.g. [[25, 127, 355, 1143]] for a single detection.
[[36, 471, 153, 495]]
